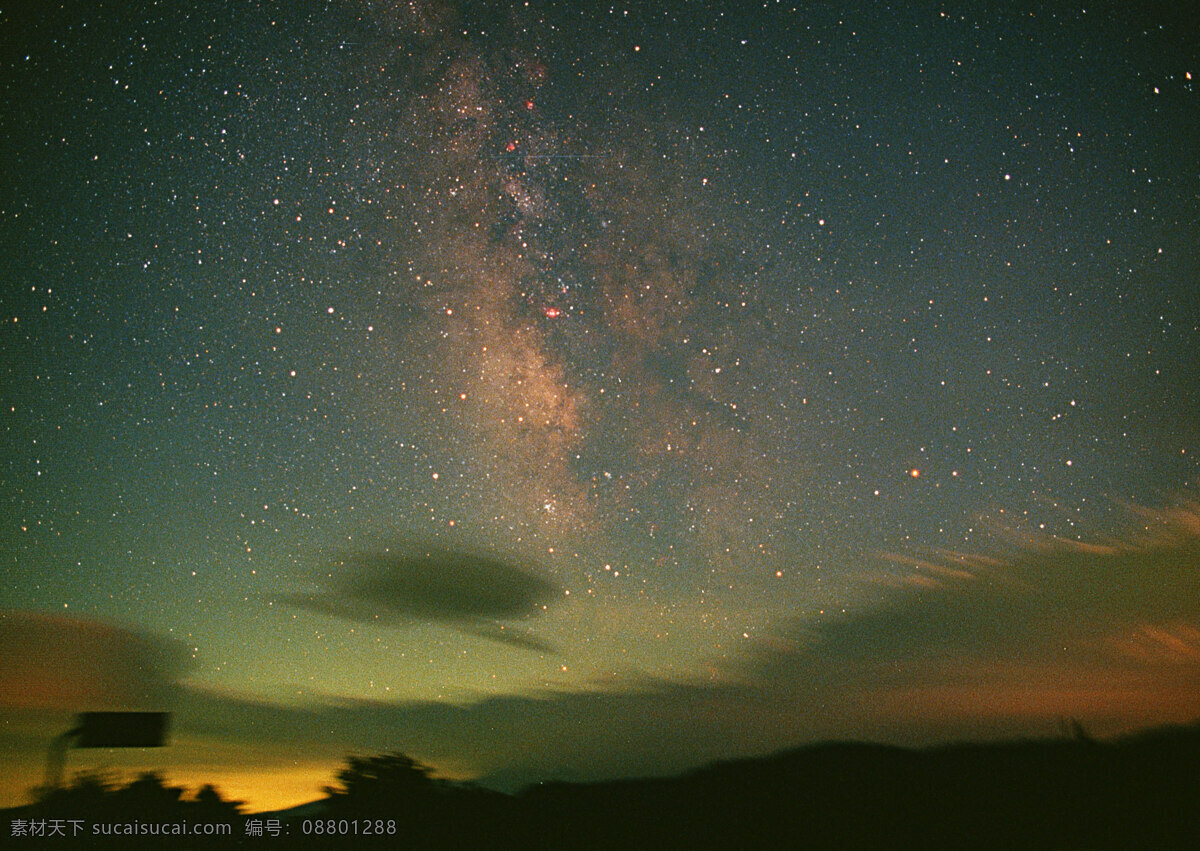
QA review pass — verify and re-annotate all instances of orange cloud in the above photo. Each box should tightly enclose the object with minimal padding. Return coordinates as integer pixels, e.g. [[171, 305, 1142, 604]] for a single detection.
[[0, 611, 191, 711]]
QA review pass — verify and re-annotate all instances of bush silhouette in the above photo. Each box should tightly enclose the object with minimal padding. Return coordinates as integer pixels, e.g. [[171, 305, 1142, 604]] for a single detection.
[[29, 769, 243, 823], [316, 752, 512, 845], [323, 751, 447, 822]]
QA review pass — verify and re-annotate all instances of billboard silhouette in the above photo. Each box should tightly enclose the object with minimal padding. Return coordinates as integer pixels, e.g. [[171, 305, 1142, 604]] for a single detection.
[[44, 711, 170, 790], [74, 712, 170, 748]]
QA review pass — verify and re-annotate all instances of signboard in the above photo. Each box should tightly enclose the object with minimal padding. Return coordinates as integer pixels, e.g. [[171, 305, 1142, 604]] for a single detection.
[[73, 712, 170, 748]]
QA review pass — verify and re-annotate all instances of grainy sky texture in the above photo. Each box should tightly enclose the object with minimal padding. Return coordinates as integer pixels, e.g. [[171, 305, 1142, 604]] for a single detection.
[[2, 0, 1198, 810]]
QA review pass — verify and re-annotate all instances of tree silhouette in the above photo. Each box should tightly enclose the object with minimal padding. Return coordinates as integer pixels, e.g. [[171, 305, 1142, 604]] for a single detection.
[[113, 771, 185, 814], [325, 752, 435, 797], [324, 752, 443, 814], [1058, 716, 1096, 744], [27, 769, 244, 826], [31, 770, 118, 819], [191, 782, 244, 819], [318, 751, 471, 843]]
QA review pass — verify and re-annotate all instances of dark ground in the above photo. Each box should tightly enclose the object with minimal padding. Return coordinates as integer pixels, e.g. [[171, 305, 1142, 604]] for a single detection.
[[6, 720, 1199, 849]]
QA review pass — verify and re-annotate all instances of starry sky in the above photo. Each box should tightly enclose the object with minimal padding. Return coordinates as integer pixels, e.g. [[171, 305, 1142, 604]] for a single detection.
[[2, 0, 1199, 811]]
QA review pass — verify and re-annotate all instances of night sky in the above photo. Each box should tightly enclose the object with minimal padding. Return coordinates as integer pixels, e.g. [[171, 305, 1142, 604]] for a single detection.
[[2, 0, 1199, 811]]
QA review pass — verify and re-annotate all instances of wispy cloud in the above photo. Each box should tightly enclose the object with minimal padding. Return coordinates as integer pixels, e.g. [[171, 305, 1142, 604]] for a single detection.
[[279, 548, 559, 652], [816, 502, 1200, 664], [735, 501, 1200, 730]]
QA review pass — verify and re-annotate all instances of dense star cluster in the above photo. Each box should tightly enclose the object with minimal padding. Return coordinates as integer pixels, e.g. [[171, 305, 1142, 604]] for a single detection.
[[1, 0, 1198, 810]]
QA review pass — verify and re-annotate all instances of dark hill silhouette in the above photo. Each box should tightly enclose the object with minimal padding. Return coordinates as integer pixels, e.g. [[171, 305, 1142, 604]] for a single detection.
[[4, 721, 1198, 848], [512, 724, 1200, 849], [520, 727, 1199, 849]]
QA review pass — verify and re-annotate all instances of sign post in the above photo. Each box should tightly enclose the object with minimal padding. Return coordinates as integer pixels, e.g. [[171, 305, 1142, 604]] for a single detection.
[[43, 712, 170, 790]]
